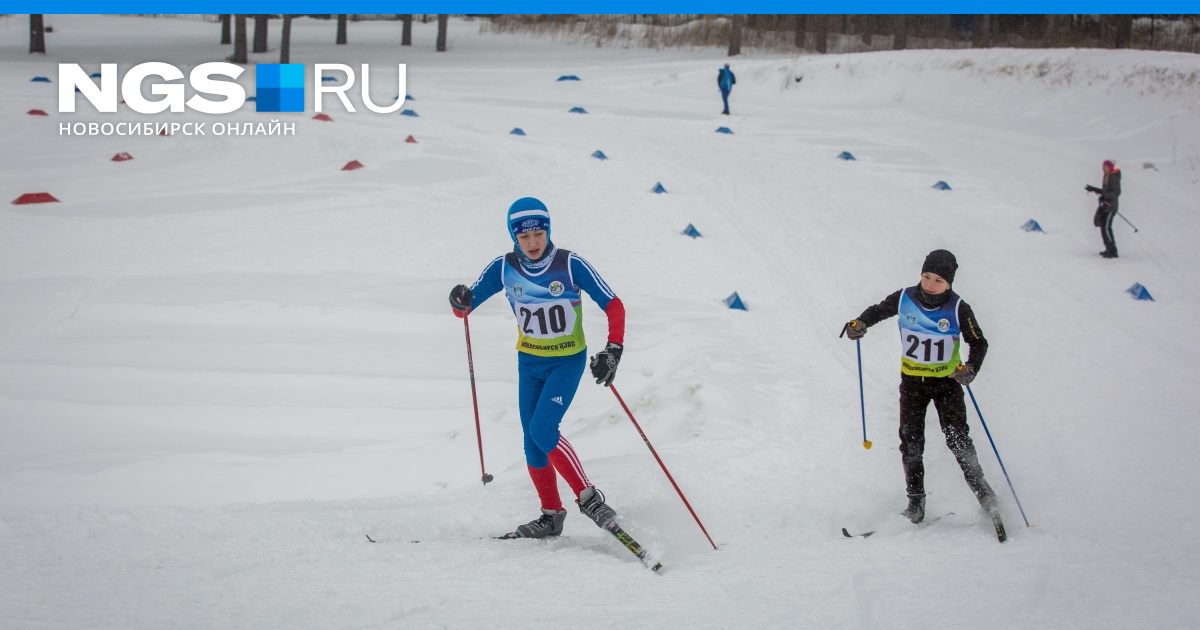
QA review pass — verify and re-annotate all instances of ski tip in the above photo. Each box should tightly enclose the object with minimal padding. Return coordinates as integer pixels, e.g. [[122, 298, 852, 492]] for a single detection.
[[841, 528, 853, 538], [650, 562, 663, 572]]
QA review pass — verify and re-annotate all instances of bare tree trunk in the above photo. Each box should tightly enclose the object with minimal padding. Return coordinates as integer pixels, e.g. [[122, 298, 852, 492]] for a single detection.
[[815, 15, 828, 53], [893, 15, 908, 50], [794, 14, 806, 49], [1044, 14, 1058, 47], [220, 14, 231, 45], [401, 14, 412, 46], [436, 14, 448, 51], [973, 14, 991, 48], [1073, 15, 1087, 45], [231, 15, 248, 64], [29, 14, 46, 54], [1114, 14, 1133, 49], [280, 15, 293, 64], [253, 15, 269, 53], [728, 14, 743, 56], [337, 14, 348, 45], [860, 15, 873, 46], [938, 15, 954, 40]]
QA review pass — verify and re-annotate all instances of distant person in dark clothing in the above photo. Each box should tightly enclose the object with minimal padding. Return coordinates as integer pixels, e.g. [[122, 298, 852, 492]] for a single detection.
[[717, 63, 736, 115], [1086, 159, 1121, 258]]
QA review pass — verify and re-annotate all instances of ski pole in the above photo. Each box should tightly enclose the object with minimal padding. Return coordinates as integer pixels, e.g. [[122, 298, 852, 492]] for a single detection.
[[609, 385, 718, 550], [965, 383, 1030, 527], [461, 312, 493, 485], [1116, 211, 1139, 233], [855, 340, 872, 449], [840, 322, 871, 449]]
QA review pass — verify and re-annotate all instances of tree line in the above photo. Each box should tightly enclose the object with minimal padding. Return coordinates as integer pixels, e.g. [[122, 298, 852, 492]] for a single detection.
[[491, 15, 1199, 55], [724, 15, 1167, 54], [27, 14, 452, 60], [27, 15, 1200, 58]]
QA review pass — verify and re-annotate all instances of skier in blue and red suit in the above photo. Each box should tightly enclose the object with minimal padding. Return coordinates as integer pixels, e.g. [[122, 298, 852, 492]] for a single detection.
[[449, 197, 627, 538]]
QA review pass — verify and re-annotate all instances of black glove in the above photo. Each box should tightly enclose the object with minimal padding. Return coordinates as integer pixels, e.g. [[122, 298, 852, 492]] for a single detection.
[[449, 285, 473, 314], [1085, 185, 1101, 194], [841, 319, 867, 340], [589, 342, 623, 386], [952, 364, 976, 386]]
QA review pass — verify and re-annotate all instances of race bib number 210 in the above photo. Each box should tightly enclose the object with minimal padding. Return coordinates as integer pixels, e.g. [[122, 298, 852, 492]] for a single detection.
[[516, 299, 576, 339]]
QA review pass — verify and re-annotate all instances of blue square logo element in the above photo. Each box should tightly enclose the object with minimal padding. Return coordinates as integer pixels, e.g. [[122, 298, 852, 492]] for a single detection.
[[255, 64, 304, 112]]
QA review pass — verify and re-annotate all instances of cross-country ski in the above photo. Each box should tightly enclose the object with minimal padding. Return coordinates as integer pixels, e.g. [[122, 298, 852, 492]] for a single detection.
[[841, 513, 955, 539]]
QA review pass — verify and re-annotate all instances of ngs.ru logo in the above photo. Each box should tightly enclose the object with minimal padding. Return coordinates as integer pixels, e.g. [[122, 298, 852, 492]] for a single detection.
[[58, 62, 406, 114]]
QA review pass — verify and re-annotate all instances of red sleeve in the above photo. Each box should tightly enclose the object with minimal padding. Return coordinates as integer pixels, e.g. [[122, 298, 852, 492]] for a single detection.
[[604, 297, 625, 345]]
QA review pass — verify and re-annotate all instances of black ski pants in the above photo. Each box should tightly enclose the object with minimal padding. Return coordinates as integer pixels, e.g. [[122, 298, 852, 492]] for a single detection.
[[1099, 207, 1118, 256], [897, 375, 995, 504]]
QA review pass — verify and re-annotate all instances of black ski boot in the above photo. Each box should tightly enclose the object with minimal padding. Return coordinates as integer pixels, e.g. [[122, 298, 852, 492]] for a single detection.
[[577, 486, 617, 529], [977, 489, 1007, 543], [901, 493, 926, 524], [515, 508, 566, 539]]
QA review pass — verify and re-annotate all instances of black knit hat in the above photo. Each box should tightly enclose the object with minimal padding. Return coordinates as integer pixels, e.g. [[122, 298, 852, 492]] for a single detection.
[[922, 249, 958, 285]]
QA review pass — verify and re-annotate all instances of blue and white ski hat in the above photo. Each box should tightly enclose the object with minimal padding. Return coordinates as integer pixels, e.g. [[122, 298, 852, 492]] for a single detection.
[[507, 197, 550, 244]]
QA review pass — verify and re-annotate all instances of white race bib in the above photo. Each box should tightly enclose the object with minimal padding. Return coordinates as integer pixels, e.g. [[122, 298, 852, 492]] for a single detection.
[[515, 299, 577, 340]]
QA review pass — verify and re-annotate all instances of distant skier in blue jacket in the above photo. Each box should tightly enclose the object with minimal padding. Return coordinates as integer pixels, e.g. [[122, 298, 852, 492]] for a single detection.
[[717, 63, 736, 115]]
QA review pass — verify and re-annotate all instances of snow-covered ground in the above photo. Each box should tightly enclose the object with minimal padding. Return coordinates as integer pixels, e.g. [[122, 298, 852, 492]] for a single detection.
[[3, 14, 1200, 628]]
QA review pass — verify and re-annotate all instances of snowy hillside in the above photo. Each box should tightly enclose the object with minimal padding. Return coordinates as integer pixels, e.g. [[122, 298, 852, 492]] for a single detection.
[[2, 14, 1200, 628]]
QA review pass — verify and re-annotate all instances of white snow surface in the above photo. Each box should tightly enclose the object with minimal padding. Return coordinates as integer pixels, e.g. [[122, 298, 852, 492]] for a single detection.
[[3, 14, 1200, 629]]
